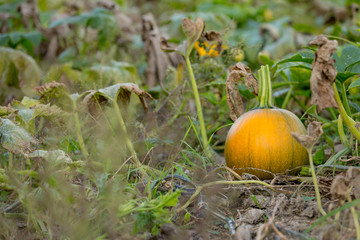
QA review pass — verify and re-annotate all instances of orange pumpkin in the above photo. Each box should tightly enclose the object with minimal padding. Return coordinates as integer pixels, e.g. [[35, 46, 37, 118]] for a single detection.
[[225, 65, 308, 179]]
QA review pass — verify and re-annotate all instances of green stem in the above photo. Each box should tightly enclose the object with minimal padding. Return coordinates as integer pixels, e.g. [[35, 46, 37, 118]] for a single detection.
[[113, 101, 147, 176], [74, 112, 89, 157], [185, 57, 212, 159], [258, 65, 273, 108], [340, 83, 351, 115], [348, 195, 360, 240], [281, 85, 294, 109], [308, 149, 327, 216], [333, 83, 360, 142], [338, 115, 349, 147]]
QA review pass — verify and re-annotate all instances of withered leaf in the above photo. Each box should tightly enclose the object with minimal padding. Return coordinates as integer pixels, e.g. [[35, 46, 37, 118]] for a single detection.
[[181, 17, 205, 56], [308, 35, 338, 112], [346, 167, 360, 199], [142, 13, 183, 88], [226, 63, 259, 121], [291, 121, 323, 150], [34, 81, 66, 96], [82, 83, 153, 118], [160, 37, 187, 57], [202, 30, 222, 42], [330, 175, 348, 200]]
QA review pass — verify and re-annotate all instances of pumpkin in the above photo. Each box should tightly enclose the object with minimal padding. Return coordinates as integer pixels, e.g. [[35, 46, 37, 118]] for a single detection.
[[225, 65, 308, 179]]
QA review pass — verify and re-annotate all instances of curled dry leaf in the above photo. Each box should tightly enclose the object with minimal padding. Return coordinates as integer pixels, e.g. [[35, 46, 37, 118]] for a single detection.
[[34, 81, 66, 96], [330, 167, 360, 200], [182, 17, 205, 56], [142, 13, 183, 89], [226, 63, 259, 121], [82, 83, 153, 118], [308, 35, 338, 112], [291, 121, 323, 150]]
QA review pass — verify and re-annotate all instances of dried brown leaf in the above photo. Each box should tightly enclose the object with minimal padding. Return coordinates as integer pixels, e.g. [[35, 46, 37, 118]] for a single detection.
[[34, 81, 66, 96], [309, 35, 338, 112], [291, 121, 323, 150], [346, 167, 360, 199], [82, 83, 153, 119], [202, 30, 221, 42], [142, 13, 183, 89], [330, 175, 348, 200], [226, 63, 259, 121], [181, 17, 205, 57]]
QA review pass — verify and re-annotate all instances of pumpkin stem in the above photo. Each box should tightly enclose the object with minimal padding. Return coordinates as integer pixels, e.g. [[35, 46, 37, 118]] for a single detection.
[[258, 65, 273, 108]]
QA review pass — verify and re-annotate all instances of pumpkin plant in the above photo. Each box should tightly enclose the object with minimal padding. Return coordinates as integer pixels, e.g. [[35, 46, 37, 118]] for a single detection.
[[225, 65, 308, 179]]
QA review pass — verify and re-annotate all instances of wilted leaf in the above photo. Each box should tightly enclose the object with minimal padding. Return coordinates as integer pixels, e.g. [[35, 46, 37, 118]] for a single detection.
[[202, 30, 221, 42], [82, 83, 153, 118], [330, 167, 360, 200], [142, 13, 183, 88], [182, 17, 205, 56], [0, 118, 38, 156], [0, 47, 41, 102], [34, 81, 74, 111], [308, 35, 338, 112], [34, 81, 66, 96], [160, 37, 187, 57], [226, 63, 259, 121], [291, 121, 323, 150]]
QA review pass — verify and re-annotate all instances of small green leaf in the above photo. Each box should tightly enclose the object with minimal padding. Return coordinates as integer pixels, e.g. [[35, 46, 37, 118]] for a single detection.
[[348, 78, 360, 90]]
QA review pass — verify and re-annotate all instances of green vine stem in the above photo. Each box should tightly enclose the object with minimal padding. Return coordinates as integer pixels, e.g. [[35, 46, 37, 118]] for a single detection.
[[71, 100, 89, 158], [74, 112, 89, 158], [337, 115, 349, 147], [348, 194, 360, 240], [258, 65, 273, 108], [185, 57, 212, 159], [333, 83, 360, 142], [281, 85, 294, 109], [113, 101, 147, 177], [340, 83, 351, 115], [307, 148, 327, 216]]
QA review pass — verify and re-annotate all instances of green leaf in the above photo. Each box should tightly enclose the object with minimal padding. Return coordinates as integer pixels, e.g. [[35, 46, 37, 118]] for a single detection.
[[49, 7, 116, 30], [29, 150, 73, 166], [333, 45, 360, 73], [274, 51, 314, 67], [0, 118, 38, 155], [348, 78, 360, 90], [313, 146, 325, 165]]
